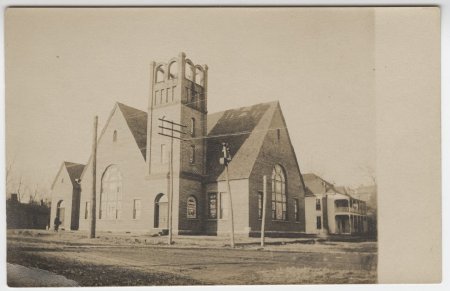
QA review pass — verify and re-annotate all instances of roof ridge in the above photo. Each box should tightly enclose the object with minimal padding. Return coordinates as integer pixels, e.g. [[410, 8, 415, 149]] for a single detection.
[[116, 102, 146, 114], [208, 100, 279, 116]]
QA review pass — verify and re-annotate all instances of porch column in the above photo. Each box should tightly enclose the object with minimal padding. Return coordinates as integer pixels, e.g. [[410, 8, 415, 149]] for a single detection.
[[349, 214, 352, 234]]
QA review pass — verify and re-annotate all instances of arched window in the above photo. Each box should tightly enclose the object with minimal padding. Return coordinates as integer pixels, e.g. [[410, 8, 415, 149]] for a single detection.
[[168, 61, 178, 79], [271, 164, 287, 220], [100, 165, 122, 220], [195, 67, 204, 86], [185, 62, 194, 81], [190, 118, 195, 136], [113, 130, 118, 142], [187, 196, 197, 219], [155, 65, 165, 83]]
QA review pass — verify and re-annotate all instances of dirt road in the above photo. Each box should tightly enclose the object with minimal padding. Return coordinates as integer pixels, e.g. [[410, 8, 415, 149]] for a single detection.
[[7, 231, 377, 285]]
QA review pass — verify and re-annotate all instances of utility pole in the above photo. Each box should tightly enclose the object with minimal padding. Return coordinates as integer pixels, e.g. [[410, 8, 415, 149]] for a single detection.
[[90, 116, 98, 239], [220, 143, 235, 248], [261, 175, 267, 247], [158, 117, 186, 245]]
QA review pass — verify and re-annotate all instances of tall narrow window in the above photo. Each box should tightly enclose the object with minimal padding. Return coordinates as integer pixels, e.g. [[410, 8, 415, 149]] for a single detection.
[[258, 191, 263, 219], [156, 66, 165, 83], [316, 198, 321, 211], [160, 89, 165, 104], [185, 87, 191, 102], [84, 201, 90, 219], [154, 91, 159, 105], [185, 62, 194, 81], [113, 130, 118, 142], [195, 68, 204, 86], [190, 118, 196, 137], [168, 61, 178, 79], [271, 164, 287, 220], [293, 198, 299, 221], [191, 90, 196, 104], [190, 145, 195, 164], [187, 196, 197, 219], [208, 193, 217, 219], [316, 216, 322, 229], [219, 192, 229, 219], [133, 199, 141, 220], [277, 128, 281, 141]]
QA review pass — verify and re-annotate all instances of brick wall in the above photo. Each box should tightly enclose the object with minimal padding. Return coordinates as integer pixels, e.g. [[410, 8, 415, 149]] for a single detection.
[[248, 105, 306, 235], [177, 177, 203, 234], [204, 179, 250, 235]]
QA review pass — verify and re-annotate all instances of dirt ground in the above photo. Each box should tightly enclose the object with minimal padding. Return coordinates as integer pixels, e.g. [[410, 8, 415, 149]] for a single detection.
[[7, 229, 377, 286]]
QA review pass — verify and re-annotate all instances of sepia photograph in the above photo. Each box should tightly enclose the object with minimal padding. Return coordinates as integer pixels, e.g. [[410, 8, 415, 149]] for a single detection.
[[3, 6, 441, 287]]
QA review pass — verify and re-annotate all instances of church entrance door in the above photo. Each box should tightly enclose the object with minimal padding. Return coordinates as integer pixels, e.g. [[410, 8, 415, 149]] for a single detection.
[[154, 194, 168, 229]]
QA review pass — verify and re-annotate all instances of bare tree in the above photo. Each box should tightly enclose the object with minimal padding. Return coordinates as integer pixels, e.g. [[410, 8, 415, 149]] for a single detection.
[[358, 165, 376, 185], [5, 157, 17, 196]]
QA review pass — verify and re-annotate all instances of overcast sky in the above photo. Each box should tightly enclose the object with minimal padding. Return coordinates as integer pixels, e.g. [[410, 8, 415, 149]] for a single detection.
[[5, 8, 375, 198]]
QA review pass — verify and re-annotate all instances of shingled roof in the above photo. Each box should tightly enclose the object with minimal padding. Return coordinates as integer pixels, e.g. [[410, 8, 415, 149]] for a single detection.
[[79, 101, 283, 182], [64, 162, 85, 186], [206, 101, 279, 181], [51, 161, 85, 190], [302, 173, 340, 196], [117, 103, 147, 160]]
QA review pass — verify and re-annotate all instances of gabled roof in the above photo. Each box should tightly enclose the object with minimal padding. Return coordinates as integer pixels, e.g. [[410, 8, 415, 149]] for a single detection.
[[302, 173, 341, 196], [117, 103, 147, 160], [78, 100, 294, 183], [51, 161, 85, 190], [206, 101, 278, 181], [79, 102, 148, 180], [65, 162, 85, 186], [304, 173, 371, 203]]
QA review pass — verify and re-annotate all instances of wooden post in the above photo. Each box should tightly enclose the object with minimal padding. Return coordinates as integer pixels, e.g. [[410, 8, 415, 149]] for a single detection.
[[157, 117, 186, 245], [224, 164, 235, 248], [90, 116, 98, 239], [168, 123, 174, 245], [261, 175, 267, 247]]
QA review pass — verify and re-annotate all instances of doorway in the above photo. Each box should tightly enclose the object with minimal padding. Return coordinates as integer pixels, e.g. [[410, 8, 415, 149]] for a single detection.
[[154, 194, 168, 229], [56, 200, 65, 228]]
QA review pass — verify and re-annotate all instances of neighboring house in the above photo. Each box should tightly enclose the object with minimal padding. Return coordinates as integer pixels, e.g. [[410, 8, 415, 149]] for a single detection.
[[53, 53, 308, 236], [303, 173, 369, 235], [50, 161, 85, 230], [353, 185, 377, 235]]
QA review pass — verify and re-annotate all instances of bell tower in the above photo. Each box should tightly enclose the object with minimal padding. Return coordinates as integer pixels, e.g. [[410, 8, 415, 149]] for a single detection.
[[146, 52, 208, 177]]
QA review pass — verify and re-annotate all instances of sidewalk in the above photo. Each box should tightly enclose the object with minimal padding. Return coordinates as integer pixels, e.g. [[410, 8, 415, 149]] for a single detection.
[[7, 263, 79, 287]]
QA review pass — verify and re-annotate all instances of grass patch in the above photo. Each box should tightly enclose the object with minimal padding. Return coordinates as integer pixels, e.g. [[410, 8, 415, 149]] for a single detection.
[[7, 246, 203, 286], [253, 266, 376, 284]]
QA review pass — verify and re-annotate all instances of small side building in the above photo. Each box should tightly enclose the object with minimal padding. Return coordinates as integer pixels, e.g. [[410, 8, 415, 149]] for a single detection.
[[304, 173, 369, 235], [49, 162, 85, 230]]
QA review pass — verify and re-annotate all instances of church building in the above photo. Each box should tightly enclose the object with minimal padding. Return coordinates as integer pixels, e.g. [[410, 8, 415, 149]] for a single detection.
[[51, 53, 308, 236]]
